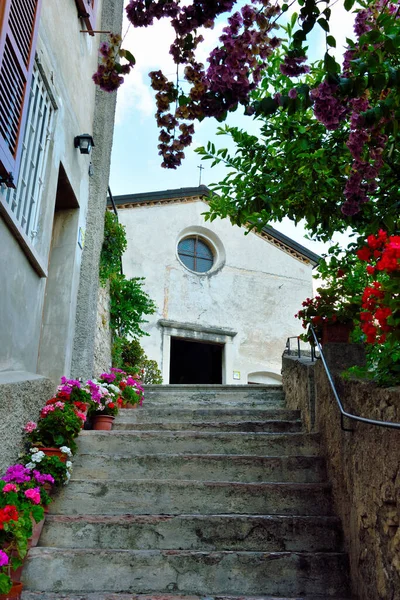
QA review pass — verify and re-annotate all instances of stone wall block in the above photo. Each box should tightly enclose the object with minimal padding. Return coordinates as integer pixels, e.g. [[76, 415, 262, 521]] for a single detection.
[[93, 282, 112, 376], [282, 352, 400, 600], [0, 374, 56, 474]]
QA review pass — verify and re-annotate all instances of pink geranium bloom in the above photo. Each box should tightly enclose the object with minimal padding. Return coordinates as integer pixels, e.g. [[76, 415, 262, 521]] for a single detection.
[[24, 421, 37, 433], [24, 487, 41, 505], [3, 483, 18, 493], [0, 550, 9, 567]]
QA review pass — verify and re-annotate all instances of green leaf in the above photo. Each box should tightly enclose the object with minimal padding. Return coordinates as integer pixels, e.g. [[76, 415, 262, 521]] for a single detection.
[[344, 0, 356, 11], [324, 52, 339, 74], [317, 18, 329, 32], [259, 97, 278, 116], [123, 49, 136, 64], [326, 35, 336, 48]]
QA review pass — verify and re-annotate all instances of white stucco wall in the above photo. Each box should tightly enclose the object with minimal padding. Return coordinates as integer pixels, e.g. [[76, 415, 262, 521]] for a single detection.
[[119, 199, 314, 384]]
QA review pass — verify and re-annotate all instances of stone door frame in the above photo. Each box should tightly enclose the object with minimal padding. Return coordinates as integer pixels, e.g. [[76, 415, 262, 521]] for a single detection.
[[158, 319, 237, 384]]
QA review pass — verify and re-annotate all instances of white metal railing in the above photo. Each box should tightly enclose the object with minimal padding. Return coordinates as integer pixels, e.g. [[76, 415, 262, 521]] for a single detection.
[[0, 61, 55, 244]]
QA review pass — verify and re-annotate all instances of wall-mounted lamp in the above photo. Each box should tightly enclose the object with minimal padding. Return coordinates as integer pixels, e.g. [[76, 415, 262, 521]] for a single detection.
[[74, 133, 95, 155]]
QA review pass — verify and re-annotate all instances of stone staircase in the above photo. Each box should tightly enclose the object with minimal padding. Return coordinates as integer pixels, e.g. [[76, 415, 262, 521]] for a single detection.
[[21, 384, 353, 599]]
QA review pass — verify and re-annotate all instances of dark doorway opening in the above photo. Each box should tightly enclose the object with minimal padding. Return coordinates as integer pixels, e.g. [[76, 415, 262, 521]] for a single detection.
[[170, 338, 223, 384]]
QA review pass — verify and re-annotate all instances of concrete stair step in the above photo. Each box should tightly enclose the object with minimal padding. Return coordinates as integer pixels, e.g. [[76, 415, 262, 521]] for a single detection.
[[40, 514, 343, 552], [117, 407, 301, 423], [144, 400, 285, 408], [22, 594, 354, 600], [22, 548, 350, 597], [144, 384, 284, 403], [48, 480, 333, 516], [72, 453, 326, 483], [113, 420, 302, 433], [77, 431, 320, 456]]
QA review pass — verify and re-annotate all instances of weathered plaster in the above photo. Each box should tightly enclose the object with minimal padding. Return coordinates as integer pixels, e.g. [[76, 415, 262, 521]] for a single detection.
[[71, 0, 124, 381], [0, 372, 55, 474], [118, 200, 314, 384]]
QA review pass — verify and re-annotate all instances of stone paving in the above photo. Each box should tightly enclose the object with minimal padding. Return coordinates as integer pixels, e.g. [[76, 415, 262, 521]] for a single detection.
[[21, 385, 354, 599]]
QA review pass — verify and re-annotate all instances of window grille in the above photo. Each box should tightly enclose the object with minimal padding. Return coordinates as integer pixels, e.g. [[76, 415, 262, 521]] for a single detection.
[[0, 61, 55, 244], [178, 236, 214, 273]]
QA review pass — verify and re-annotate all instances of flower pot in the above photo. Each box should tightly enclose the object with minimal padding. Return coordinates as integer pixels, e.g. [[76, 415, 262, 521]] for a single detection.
[[41, 447, 67, 463], [92, 415, 115, 431], [124, 402, 138, 409], [0, 582, 23, 599], [29, 517, 45, 548], [322, 321, 353, 344]]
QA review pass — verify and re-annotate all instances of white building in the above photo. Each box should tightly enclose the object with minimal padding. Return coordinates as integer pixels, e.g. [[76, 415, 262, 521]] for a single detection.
[[113, 186, 319, 385], [0, 0, 123, 471]]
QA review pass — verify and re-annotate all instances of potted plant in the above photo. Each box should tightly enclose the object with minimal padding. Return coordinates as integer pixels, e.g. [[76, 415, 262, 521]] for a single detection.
[[24, 401, 83, 455], [0, 548, 22, 600], [86, 380, 119, 430]]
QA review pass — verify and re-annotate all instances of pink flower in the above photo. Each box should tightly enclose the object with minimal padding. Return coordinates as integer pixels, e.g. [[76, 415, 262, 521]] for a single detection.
[[76, 412, 86, 422], [0, 550, 9, 567], [24, 487, 41, 505], [24, 421, 37, 433], [3, 483, 18, 493], [54, 401, 65, 409]]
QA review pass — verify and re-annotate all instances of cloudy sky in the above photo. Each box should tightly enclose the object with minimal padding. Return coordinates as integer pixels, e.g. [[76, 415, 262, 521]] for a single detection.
[[109, 1, 356, 256]]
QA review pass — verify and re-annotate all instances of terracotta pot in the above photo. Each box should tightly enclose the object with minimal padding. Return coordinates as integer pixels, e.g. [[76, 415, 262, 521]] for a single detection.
[[322, 321, 353, 344], [0, 582, 23, 599], [124, 402, 138, 409], [92, 415, 115, 431], [29, 517, 45, 548], [41, 447, 67, 463]]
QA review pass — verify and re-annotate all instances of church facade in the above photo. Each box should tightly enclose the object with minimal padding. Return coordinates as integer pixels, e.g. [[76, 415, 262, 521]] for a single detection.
[[113, 186, 319, 385]]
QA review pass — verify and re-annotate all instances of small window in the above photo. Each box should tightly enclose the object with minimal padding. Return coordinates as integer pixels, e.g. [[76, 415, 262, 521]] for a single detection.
[[178, 236, 214, 273]]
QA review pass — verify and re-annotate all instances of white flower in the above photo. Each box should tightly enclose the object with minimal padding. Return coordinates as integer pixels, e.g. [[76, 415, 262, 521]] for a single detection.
[[64, 472, 71, 485], [109, 384, 120, 394], [25, 462, 35, 469], [32, 451, 45, 462], [66, 461, 72, 468], [60, 446, 72, 456], [30, 448, 39, 454]]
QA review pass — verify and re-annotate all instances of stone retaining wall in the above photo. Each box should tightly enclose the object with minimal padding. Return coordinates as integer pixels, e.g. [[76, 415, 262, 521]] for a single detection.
[[93, 283, 112, 377], [0, 372, 56, 474], [282, 350, 400, 600]]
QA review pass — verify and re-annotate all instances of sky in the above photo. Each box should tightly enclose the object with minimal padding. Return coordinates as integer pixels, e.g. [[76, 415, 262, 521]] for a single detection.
[[109, 1, 357, 258]]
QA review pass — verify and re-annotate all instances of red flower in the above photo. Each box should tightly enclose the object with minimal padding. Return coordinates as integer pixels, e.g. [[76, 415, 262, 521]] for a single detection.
[[336, 268, 345, 278], [108, 402, 115, 409], [366, 265, 375, 275], [0, 505, 19, 529], [357, 246, 371, 261]]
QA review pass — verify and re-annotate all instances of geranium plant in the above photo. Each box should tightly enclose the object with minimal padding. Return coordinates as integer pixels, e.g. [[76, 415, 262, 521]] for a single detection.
[[86, 380, 120, 418], [24, 401, 83, 454], [21, 448, 72, 488]]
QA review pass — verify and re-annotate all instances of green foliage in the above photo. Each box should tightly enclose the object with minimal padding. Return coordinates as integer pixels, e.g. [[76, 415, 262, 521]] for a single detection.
[[112, 337, 162, 384], [27, 404, 82, 454], [99, 211, 127, 284], [344, 339, 400, 387], [109, 274, 156, 337], [196, 8, 400, 241], [141, 358, 163, 385]]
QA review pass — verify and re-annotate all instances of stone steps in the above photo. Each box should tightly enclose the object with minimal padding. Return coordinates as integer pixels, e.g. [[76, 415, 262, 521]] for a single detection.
[[22, 384, 352, 599], [40, 514, 343, 552], [72, 453, 326, 483], [48, 479, 333, 516], [77, 430, 321, 456], [113, 420, 302, 433], [22, 594, 354, 600], [117, 407, 300, 422], [22, 548, 350, 597]]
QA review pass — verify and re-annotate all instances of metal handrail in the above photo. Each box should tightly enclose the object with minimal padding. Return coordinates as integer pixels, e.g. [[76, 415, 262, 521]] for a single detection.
[[308, 325, 400, 432], [285, 336, 317, 361]]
